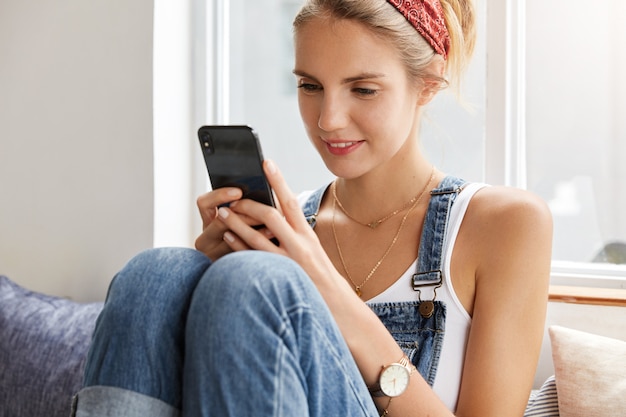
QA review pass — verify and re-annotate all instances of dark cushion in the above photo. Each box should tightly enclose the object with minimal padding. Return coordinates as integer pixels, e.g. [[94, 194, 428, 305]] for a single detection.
[[0, 275, 103, 417]]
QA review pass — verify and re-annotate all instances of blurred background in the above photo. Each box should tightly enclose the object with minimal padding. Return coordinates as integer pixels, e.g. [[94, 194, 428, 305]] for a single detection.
[[1, 0, 624, 303]]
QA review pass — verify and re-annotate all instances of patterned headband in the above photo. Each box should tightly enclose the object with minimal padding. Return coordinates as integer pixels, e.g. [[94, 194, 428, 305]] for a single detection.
[[386, 0, 451, 60]]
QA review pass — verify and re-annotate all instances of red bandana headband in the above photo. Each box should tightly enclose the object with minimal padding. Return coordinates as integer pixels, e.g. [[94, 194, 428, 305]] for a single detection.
[[386, 0, 451, 60]]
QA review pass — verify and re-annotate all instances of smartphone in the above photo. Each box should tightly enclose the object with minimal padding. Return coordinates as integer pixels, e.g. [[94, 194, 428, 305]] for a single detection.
[[198, 125, 275, 208]]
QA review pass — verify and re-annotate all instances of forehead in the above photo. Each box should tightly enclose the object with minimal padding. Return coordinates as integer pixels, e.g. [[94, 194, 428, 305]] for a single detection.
[[294, 16, 405, 80]]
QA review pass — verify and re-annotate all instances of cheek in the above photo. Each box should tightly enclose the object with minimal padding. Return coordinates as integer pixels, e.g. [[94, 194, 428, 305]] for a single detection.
[[297, 94, 318, 130], [363, 96, 419, 150], [383, 92, 419, 130], [357, 97, 412, 136]]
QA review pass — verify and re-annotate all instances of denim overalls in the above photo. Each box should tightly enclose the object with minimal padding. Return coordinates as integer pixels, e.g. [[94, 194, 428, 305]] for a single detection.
[[302, 176, 467, 386], [72, 176, 469, 417]]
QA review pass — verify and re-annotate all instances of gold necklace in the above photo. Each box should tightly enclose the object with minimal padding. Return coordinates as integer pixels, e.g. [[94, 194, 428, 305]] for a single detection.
[[333, 167, 435, 229], [331, 169, 436, 297]]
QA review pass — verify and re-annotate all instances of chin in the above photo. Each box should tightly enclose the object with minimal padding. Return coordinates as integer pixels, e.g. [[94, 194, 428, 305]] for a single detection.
[[320, 158, 368, 180]]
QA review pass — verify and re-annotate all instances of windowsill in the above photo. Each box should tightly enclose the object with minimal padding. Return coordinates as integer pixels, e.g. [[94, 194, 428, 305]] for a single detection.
[[550, 260, 626, 291], [549, 285, 626, 307]]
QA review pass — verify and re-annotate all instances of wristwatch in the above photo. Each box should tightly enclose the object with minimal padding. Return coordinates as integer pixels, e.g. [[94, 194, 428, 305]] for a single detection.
[[369, 355, 416, 397]]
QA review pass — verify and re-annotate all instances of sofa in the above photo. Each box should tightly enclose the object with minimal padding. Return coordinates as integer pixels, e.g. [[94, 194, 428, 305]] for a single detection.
[[1, 274, 625, 417], [0, 276, 103, 417]]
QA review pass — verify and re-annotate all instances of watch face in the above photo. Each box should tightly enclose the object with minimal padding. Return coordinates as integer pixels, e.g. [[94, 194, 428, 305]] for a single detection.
[[379, 363, 410, 397]]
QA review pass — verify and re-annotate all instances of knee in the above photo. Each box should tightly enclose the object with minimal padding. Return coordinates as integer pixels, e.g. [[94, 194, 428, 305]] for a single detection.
[[212, 251, 304, 286], [186, 251, 327, 358], [194, 251, 312, 308], [105, 247, 212, 310]]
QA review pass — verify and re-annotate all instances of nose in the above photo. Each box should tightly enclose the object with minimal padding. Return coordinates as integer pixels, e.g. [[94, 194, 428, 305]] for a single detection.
[[317, 92, 349, 132]]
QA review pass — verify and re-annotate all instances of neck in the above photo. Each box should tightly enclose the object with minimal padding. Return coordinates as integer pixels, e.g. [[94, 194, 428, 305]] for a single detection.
[[334, 153, 437, 223]]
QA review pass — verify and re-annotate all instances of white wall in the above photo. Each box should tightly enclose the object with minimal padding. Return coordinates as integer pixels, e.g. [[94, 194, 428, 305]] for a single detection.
[[0, 0, 154, 302]]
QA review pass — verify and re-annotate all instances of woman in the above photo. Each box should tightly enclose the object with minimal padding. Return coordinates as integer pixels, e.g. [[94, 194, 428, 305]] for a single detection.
[[72, 0, 553, 416]]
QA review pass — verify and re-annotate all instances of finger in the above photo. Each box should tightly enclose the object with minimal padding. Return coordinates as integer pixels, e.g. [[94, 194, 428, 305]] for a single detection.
[[227, 200, 272, 229], [194, 206, 235, 253], [222, 230, 253, 251], [197, 187, 243, 227], [198, 205, 218, 229], [194, 229, 232, 259], [263, 160, 308, 230], [217, 206, 280, 252]]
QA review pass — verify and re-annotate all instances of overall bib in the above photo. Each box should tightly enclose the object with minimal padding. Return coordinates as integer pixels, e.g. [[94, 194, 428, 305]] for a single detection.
[[302, 176, 467, 386]]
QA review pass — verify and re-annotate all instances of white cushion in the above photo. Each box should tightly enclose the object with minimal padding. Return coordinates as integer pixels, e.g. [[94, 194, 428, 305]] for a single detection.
[[549, 325, 626, 417]]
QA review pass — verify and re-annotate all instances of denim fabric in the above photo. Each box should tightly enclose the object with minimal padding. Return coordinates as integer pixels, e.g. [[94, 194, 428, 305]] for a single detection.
[[182, 251, 377, 416], [75, 249, 378, 417], [72, 386, 179, 417], [414, 176, 467, 285], [76, 176, 468, 416], [303, 176, 466, 386], [81, 248, 213, 408], [367, 301, 446, 386]]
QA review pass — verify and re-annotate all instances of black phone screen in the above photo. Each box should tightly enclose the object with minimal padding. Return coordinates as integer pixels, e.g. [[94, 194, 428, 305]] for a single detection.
[[198, 125, 275, 207]]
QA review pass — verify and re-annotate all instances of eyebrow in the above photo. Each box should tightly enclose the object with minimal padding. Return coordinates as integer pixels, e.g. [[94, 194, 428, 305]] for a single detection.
[[293, 70, 386, 84]]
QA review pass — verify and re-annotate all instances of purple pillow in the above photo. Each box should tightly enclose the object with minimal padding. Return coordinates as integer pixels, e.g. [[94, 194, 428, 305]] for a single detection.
[[0, 275, 103, 417]]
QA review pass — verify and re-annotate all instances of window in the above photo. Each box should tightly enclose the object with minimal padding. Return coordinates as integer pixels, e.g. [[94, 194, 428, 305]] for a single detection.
[[176, 0, 626, 286], [525, 0, 626, 280]]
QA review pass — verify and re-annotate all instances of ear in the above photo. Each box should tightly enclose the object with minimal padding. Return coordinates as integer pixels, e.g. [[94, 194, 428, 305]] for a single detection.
[[417, 58, 446, 106], [417, 79, 443, 105]]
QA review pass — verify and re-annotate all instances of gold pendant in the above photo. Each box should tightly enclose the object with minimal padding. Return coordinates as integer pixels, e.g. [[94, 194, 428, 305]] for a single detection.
[[355, 286, 362, 297], [368, 221, 381, 229], [419, 300, 434, 318]]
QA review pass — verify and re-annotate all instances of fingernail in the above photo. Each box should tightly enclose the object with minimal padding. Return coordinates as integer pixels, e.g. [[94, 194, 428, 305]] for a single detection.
[[227, 188, 240, 197], [218, 207, 229, 219], [266, 160, 276, 174], [223, 231, 235, 243]]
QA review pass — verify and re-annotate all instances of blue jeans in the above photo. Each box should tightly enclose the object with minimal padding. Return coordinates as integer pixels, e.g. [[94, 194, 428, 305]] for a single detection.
[[73, 248, 379, 417]]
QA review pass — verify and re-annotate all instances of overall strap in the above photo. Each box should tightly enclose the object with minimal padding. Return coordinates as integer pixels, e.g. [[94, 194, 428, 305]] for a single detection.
[[302, 185, 328, 228], [412, 176, 467, 291]]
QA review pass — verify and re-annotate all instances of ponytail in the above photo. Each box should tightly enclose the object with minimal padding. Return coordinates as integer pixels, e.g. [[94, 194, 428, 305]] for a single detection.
[[439, 0, 476, 92]]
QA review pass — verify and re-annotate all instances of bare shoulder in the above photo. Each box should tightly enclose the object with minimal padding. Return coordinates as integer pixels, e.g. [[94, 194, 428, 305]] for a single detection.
[[459, 185, 553, 281], [452, 185, 553, 312], [466, 185, 553, 235]]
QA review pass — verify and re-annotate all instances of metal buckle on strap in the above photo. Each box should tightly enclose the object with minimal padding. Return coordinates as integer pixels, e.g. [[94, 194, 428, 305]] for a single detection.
[[430, 185, 464, 196], [412, 270, 443, 318], [411, 270, 442, 290]]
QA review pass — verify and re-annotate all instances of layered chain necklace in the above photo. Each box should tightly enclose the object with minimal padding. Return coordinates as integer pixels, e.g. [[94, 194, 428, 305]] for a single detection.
[[331, 167, 436, 297], [333, 183, 422, 229]]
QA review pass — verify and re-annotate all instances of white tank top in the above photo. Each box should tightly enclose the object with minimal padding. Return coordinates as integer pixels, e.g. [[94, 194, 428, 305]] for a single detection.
[[367, 182, 487, 411]]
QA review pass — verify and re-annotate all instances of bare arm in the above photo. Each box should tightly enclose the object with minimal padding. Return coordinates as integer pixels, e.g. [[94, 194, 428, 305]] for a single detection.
[[455, 187, 553, 416]]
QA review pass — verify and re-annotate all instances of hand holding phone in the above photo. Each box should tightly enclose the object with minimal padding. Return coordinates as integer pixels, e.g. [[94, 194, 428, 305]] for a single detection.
[[198, 125, 278, 245], [198, 125, 275, 208]]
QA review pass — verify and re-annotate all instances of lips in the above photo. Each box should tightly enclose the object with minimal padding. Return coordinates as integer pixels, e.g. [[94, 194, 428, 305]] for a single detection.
[[324, 139, 363, 155], [328, 141, 358, 148]]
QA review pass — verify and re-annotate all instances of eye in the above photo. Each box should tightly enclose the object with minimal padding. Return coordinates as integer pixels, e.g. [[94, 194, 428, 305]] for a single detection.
[[297, 82, 322, 94], [353, 87, 379, 98]]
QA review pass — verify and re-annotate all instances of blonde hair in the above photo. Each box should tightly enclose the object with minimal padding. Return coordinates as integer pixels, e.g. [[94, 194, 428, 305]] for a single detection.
[[293, 0, 476, 94]]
